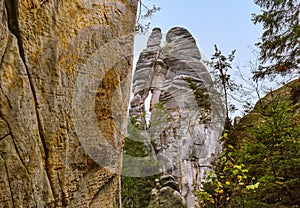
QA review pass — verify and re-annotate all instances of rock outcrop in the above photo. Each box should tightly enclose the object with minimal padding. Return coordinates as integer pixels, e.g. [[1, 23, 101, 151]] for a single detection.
[[129, 27, 225, 207], [148, 175, 187, 208], [0, 0, 137, 207]]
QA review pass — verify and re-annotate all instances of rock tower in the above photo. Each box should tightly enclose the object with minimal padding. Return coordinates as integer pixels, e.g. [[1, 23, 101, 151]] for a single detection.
[[129, 27, 225, 207]]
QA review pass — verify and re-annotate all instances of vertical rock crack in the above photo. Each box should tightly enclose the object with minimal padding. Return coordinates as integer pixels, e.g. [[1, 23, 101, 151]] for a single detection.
[[4, 0, 55, 202], [0, 154, 16, 207]]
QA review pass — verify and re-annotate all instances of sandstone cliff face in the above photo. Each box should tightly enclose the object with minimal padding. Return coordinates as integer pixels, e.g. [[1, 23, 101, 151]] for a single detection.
[[0, 0, 137, 207], [129, 27, 225, 207]]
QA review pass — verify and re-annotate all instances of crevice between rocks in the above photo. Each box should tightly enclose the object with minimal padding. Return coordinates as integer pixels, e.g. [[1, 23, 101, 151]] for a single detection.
[[4, 0, 55, 201], [90, 173, 116, 206], [0, 116, 34, 190], [0, 115, 27, 170], [56, 172, 67, 207], [0, 34, 12, 109], [0, 133, 10, 142], [0, 84, 12, 109], [0, 32, 9, 70], [0, 154, 15, 207]]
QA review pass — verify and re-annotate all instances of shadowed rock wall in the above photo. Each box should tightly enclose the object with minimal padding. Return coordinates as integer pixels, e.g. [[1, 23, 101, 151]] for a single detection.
[[0, 0, 137, 207]]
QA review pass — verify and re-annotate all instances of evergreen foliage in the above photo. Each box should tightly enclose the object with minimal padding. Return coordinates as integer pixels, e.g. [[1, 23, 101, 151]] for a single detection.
[[119, 118, 161, 208], [252, 0, 300, 78], [186, 78, 211, 110]]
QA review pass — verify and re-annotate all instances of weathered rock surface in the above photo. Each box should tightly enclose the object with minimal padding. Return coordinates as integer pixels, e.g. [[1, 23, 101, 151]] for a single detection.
[[129, 27, 224, 207], [148, 175, 186, 208], [0, 0, 137, 207]]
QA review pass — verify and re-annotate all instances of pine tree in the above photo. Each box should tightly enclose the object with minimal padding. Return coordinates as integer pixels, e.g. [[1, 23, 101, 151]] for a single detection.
[[252, 0, 300, 78]]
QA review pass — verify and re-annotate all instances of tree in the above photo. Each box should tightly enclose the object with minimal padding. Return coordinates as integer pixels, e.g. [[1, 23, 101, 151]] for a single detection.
[[206, 45, 236, 129], [118, 120, 161, 208], [198, 79, 300, 207], [136, 0, 160, 34], [252, 0, 300, 78], [196, 132, 258, 208], [234, 88, 300, 206]]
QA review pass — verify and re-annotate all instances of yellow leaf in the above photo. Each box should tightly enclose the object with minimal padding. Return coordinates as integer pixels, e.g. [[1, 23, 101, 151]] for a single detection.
[[226, 181, 231, 185]]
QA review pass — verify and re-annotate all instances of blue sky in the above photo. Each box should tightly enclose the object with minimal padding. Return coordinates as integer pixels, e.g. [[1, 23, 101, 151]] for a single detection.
[[133, 1, 266, 116], [136, 0, 263, 67]]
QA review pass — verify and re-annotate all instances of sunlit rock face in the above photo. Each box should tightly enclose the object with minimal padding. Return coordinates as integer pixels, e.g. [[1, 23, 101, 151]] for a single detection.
[[129, 27, 225, 207], [0, 0, 137, 207]]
